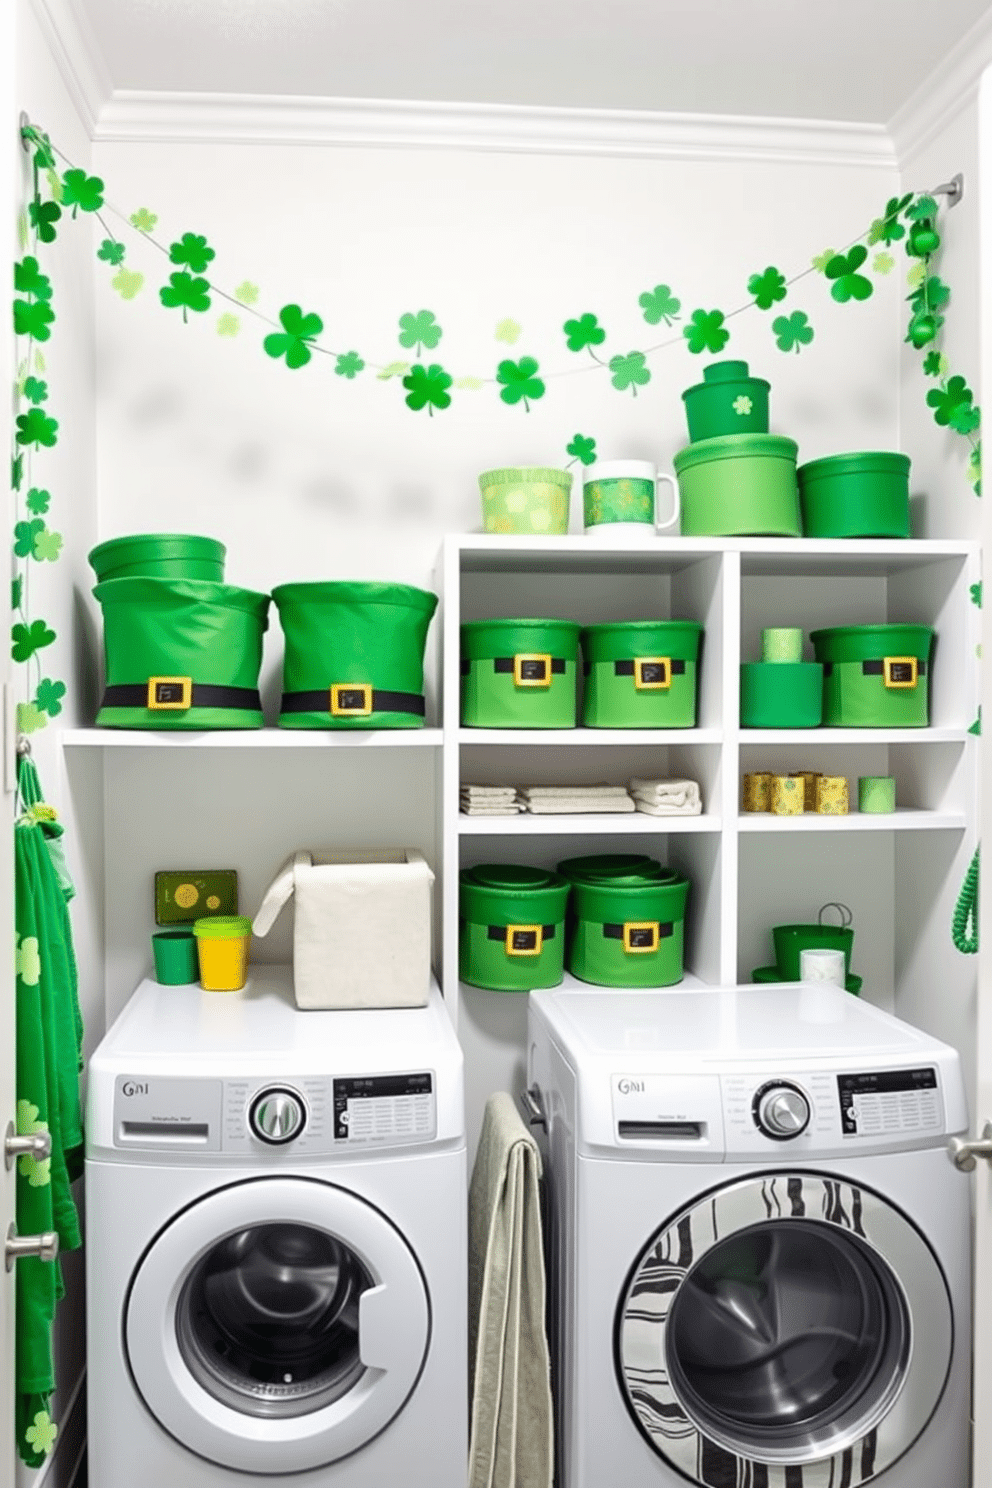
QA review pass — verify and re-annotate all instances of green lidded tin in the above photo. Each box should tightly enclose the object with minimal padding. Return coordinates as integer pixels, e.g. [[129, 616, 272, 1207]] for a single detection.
[[810, 624, 934, 728], [580, 620, 703, 729], [88, 533, 227, 585], [459, 865, 570, 991], [94, 577, 269, 730], [461, 618, 581, 728], [681, 360, 770, 443], [567, 870, 690, 988], [740, 662, 823, 728], [673, 434, 801, 537], [272, 582, 438, 729], [557, 853, 666, 882], [478, 467, 572, 536], [798, 452, 911, 539]]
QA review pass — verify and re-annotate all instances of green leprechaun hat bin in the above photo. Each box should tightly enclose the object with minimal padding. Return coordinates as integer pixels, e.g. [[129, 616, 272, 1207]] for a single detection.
[[580, 620, 703, 728], [567, 870, 690, 988], [810, 624, 934, 728], [461, 618, 581, 728], [94, 577, 269, 730], [681, 360, 770, 443], [272, 582, 438, 729], [459, 865, 570, 991], [89, 533, 226, 584]]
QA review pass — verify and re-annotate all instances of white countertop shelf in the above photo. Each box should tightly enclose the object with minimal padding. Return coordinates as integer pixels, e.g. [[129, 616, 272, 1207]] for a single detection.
[[738, 728, 971, 745], [738, 808, 966, 832], [61, 728, 444, 749], [458, 812, 722, 834], [459, 967, 710, 996], [457, 728, 722, 746]]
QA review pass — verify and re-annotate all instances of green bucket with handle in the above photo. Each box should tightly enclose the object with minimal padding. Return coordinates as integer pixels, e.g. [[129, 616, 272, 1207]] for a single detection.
[[461, 618, 581, 728], [272, 582, 438, 729], [459, 865, 570, 991], [88, 533, 226, 584], [94, 577, 269, 729], [798, 452, 911, 539], [810, 624, 934, 727], [567, 871, 690, 987], [681, 360, 771, 442], [580, 621, 703, 728], [673, 434, 801, 537]]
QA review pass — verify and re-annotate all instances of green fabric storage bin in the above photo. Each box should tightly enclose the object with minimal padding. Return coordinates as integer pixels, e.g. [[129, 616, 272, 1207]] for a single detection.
[[459, 865, 570, 991], [557, 853, 667, 882], [740, 662, 823, 728], [461, 618, 581, 728], [94, 577, 269, 730], [681, 360, 770, 442], [580, 621, 703, 728], [673, 434, 801, 537], [272, 582, 438, 729], [88, 533, 227, 584], [478, 467, 572, 536], [798, 452, 911, 539], [567, 873, 690, 988], [810, 625, 934, 728]]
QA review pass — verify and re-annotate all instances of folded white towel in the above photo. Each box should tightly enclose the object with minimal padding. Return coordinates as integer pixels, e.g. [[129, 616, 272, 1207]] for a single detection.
[[629, 777, 701, 802], [526, 796, 636, 814], [462, 785, 520, 799], [521, 783, 630, 799], [634, 798, 703, 817], [461, 803, 525, 816]]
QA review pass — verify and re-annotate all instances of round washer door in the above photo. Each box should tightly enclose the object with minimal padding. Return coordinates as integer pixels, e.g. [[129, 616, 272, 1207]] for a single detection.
[[616, 1172, 952, 1485], [126, 1177, 430, 1475]]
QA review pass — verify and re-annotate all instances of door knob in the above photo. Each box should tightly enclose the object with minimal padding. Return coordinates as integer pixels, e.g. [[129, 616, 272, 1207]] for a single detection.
[[4, 1120, 52, 1171], [949, 1121, 992, 1171], [5, 1223, 58, 1272]]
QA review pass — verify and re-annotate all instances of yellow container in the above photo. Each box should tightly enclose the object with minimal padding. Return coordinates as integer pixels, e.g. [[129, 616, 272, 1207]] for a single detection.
[[742, 772, 773, 812], [193, 915, 252, 991], [790, 771, 822, 811], [816, 776, 850, 815], [771, 776, 804, 815]]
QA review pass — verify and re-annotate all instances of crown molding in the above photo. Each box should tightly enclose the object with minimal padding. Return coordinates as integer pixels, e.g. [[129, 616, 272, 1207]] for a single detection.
[[29, 0, 113, 137], [888, 6, 992, 167]]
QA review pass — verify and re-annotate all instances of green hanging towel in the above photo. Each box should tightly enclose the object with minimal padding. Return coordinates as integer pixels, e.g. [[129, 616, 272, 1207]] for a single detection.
[[14, 757, 83, 1468]]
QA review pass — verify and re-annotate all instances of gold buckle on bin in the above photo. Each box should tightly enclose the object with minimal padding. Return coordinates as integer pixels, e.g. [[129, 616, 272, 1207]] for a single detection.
[[147, 676, 192, 711], [623, 921, 660, 954], [505, 924, 543, 956], [513, 653, 553, 687], [883, 656, 918, 689], [330, 684, 373, 716], [634, 657, 672, 691]]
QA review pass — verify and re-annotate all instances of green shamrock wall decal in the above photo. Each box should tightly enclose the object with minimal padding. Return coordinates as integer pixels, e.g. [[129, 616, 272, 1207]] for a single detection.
[[15, 409, 59, 450], [13, 300, 55, 342], [34, 530, 63, 562], [747, 266, 787, 310], [25, 488, 50, 515], [867, 195, 912, 246], [638, 285, 681, 326], [497, 356, 545, 410], [111, 268, 144, 300], [922, 350, 948, 377], [377, 361, 411, 380], [35, 679, 66, 717], [772, 311, 815, 353], [906, 195, 939, 222], [563, 313, 606, 352], [872, 252, 895, 275], [335, 351, 365, 379], [60, 169, 104, 216], [23, 378, 47, 404], [169, 233, 216, 273], [29, 198, 60, 243], [235, 281, 260, 305], [216, 313, 240, 336], [494, 317, 521, 344], [683, 309, 729, 355], [398, 310, 442, 355], [130, 208, 158, 232], [14, 520, 45, 558], [263, 304, 324, 368], [160, 272, 212, 322], [825, 246, 873, 303], [14, 257, 53, 301], [927, 376, 980, 434], [566, 433, 597, 466], [97, 239, 125, 266], [909, 275, 950, 313], [970, 582, 983, 608], [403, 363, 453, 414], [609, 351, 651, 395], [11, 620, 56, 663]]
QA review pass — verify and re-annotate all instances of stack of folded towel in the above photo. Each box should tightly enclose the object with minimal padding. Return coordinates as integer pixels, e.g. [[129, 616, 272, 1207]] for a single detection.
[[629, 778, 703, 816], [461, 785, 525, 816], [520, 785, 635, 815]]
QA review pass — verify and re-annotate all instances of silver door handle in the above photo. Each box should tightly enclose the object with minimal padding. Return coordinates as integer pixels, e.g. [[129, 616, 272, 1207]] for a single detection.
[[520, 1086, 546, 1129], [4, 1120, 52, 1170], [949, 1122, 992, 1171], [5, 1223, 58, 1272]]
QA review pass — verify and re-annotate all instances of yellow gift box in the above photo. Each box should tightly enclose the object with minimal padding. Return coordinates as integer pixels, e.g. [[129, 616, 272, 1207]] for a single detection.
[[742, 772, 773, 812], [771, 775, 805, 815], [790, 771, 822, 812], [816, 776, 849, 815]]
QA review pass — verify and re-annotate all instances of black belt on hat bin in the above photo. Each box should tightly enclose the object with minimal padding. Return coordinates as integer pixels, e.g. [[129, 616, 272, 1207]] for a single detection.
[[603, 922, 674, 939], [822, 660, 926, 678], [102, 683, 262, 711], [280, 689, 426, 715]]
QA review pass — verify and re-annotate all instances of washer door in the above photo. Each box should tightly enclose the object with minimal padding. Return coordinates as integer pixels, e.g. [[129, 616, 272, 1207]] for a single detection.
[[126, 1178, 430, 1475], [616, 1173, 952, 1486]]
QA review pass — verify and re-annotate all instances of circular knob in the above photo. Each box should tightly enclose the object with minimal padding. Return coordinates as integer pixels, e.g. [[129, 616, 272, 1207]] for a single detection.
[[753, 1082, 811, 1141], [249, 1087, 306, 1145]]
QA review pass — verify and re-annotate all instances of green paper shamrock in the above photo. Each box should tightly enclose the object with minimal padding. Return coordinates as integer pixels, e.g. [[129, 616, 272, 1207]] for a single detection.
[[35, 352, 46, 373], [23, 378, 47, 404], [34, 529, 63, 562], [403, 363, 453, 414], [29, 198, 61, 244], [11, 455, 23, 491], [970, 582, 983, 608], [234, 281, 260, 305], [35, 678, 66, 717], [867, 195, 912, 246], [45, 169, 63, 204], [111, 268, 144, 300], [263, 304, 324, 369], [906, 195, 939, 222], [398, 310, 442, 355], [14, 520, 45, 558], [496, 356, 545, 410], [377, 361, 411, 380], [747, 266, 787, 310], [14, 256, 53, 301], [13, 299, 55, 342], [927, 376, 980, 435], [97, 239, 125, 265], [11, 577, 21, 610], [609, 351, 651, 395], [16, 704, 47, 737], [906, 262, 927, 291], [909, 275, 950, 312], [335, 351, 365, 379], [169, 232, 216, 273], [969, 708, 982, 737], [494, 318, 521, 344], [638, 284, 681, 326], [61, 168, 104, 215], [130, 208, 158, 232], [922, 350, 948, 377], [454, 376, 484, 391], [217, 313, 240, 337], [772, 311, 814, 353], [566, 433, 597, 466], [825, 246, 873, 303], [26, 487, 50, 515], [23, 1410, 57, 1458], [160, 272, 212, 321], [15, 409, 59, 449], [11, 619, 56, 662], [969, 443, 982, 495], [683, 309, 729, 355], [811, 248, 835, 273], [872, 252, 895, 275], [563, 313, 606, 353]]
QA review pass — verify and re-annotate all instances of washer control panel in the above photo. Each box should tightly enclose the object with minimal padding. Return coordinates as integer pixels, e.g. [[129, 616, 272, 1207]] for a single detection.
[[752, 1081, 811, 1141], [249, 1086, 307, 1145], [838, 1067, 941, 1137], [722, 1064, 945, 1155]]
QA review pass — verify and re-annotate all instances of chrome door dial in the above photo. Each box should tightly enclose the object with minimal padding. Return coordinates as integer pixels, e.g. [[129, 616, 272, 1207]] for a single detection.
[[249, 1087, 306, 1145], [753, 1082, 811, 1141]]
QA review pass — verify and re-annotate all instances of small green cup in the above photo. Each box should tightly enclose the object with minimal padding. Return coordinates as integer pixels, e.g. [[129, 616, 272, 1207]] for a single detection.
[[859, 776, 896, 813], [152, 929, 198, 985], [582, 461, 680, 538]]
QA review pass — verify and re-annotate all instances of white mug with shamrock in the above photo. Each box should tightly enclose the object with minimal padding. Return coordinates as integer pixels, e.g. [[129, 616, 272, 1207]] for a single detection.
[[582, 460, 680, 539]]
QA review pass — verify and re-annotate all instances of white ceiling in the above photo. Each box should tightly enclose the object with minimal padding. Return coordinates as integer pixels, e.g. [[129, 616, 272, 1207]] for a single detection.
[[69, 0, 992, 123]]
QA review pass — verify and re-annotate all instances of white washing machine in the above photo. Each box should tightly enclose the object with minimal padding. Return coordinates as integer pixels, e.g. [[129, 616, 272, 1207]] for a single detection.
[[86, 967, 467, 1488], [528, 983, 971, 1488]]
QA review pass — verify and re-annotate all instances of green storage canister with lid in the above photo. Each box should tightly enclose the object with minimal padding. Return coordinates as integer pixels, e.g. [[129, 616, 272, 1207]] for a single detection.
[[673, 435, 801, 537], [557, 853, 669, 882], [580, 620, 703, 728], [459, 865, 570, 991], [88, 533, 227, 584], [810, 624, 934, 727], [94, 577, 269, 729], [798, 452, 911, 539], [740, 662, 824, 728], [461, 618, 581, 728], [681, 361, 770, 442], [567, 869, 690, 988], [272, 582, 438, 729]]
